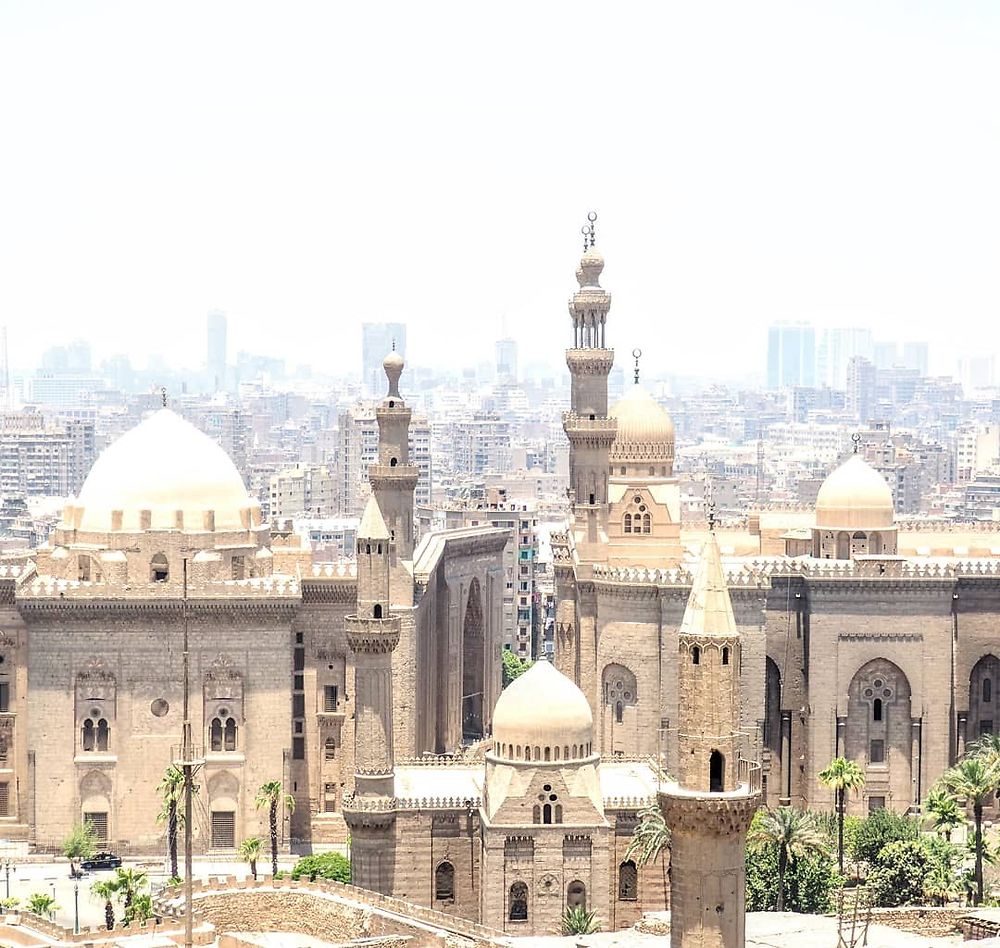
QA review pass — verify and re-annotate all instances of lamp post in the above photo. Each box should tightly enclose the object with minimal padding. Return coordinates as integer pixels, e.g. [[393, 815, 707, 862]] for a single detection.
[[73, 882, 79, 935], [2, 859, 14, 900]]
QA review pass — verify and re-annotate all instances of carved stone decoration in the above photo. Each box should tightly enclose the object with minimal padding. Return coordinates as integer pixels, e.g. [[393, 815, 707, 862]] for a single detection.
[[538, 872, 559, 897], [205, 654, 243, 701]]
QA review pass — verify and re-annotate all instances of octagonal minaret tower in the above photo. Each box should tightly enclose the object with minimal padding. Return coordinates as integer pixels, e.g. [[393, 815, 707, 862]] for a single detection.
[[562, 217, 616, 559], [370, 348, 418, 560], [659, 531, 761, 948]]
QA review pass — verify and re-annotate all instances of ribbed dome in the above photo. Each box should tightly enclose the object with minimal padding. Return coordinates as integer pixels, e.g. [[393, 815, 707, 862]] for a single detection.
[[610, 386, 675, 463], [69, 409, 257, 533], [493, 661, 593, 759], [816, 454, 894, 530]]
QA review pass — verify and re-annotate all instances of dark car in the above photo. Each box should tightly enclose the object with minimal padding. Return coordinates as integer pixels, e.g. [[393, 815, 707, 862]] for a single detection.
[[80, 852, 122, 871]]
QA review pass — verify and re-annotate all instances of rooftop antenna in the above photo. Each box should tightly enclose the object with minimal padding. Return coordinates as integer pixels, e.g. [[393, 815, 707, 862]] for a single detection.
[[852, 432, 862, 454], [632, 348, 642, 386], [161, 386, 168, 408], [580, 210, 598, 250], [706, 478, 716, 531]]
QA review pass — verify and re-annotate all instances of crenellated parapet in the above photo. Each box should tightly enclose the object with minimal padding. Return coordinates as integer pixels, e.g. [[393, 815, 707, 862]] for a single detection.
[[344, 614, 401, 654]]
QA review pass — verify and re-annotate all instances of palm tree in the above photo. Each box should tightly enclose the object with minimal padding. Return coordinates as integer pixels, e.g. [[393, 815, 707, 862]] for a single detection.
[[817, 757, 865, 874], [125, 893, 154, 926], [239, 836, 263, 880], [748, 807, 829, 912], [924, 785, 966, 840], [113, 867, 148, 920], [91, 879, 117, 930], [624, 802, 670, 867], [255, 781, 295, 877], [156, 765, 186, 880], [923, 863, 961, 906], [941, 756, 999, 905]]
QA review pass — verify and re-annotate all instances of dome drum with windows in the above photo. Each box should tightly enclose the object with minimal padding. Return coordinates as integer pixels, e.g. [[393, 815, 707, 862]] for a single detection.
[[609, 386, 675, 476]]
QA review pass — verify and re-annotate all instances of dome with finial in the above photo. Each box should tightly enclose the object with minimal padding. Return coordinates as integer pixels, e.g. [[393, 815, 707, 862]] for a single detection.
[[576, 248, 605, 288], [815, 454, 894, 530], [609, 386, 675, 464], [383, 349, 404, 397]]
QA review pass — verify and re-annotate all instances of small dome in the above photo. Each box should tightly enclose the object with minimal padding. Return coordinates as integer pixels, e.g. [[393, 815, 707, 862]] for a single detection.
[[383, 349, 404, 397], [610, 386, 675, 463], [70, 409, 256, 533], [576, 248, 605, 288], [816, 454, 894, 530], [493, 661, 593, 758]]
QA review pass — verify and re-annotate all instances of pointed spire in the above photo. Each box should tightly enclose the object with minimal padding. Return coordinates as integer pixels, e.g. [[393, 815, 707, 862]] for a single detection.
[[680, 533, 737, 637], [358, 494, 390, 541]]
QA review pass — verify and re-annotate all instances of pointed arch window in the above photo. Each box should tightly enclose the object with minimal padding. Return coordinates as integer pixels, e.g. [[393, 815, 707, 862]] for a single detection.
[[619, 860, 638, 900], [96, 718, 109, 752], [692, 645, 701, 665], [435, 861, 455, 901], [82, 718, 95, 752], [722, 646, 730, 666], [509, 882, 528, 921], [224, 717, 237, 751], [624, 513, 632, 534], [642, 513, 651, 534], [710, 749, 724, 792]]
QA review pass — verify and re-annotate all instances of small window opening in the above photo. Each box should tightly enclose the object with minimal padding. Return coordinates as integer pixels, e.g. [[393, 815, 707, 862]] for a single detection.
[[151, 553, 169, 583], [509, 883, 528, 921], [373, 604, 383, 619], [435, 862, 455, 901], [722, 646, 730, 666], [692, 646, 700, 665], [986, 678, 993, 704], [709, 749, 724, 792], [543, 803, 552, 824], [873, 698, 882, 722]]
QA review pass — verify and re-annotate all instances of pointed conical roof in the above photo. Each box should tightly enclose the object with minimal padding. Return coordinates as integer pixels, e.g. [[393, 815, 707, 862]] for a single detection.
[[358, 494, 390, 541], [680, 532, 737, 637]]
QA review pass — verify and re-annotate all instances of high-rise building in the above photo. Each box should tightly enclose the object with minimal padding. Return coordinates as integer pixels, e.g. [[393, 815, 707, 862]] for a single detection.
[[766, 322, 815, 389], [495, 338, 518, 384], [901, 341, 929, 377], [207, 310, 227, 392], [361, 323, 406, 396], [873, 341, 898, 370], [816, 328, 873, 389], [846, 355, 876, 423]]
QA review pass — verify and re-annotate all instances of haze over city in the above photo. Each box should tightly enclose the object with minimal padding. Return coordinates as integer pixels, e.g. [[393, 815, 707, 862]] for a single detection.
[[2, 1, 998, 381]]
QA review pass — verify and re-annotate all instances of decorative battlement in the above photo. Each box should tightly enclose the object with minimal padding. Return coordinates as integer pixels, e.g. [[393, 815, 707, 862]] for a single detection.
[[659, 761, 761, 835], [565, 349, 614, 375], [368, 464, 419, 488], [344, 615, 401, 653], [311, 561, 357, 577], [21, 573, 300, 600]]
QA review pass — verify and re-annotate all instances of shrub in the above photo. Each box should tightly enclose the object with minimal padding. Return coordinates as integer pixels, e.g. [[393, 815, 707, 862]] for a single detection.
[[850, 808, 920, 866], [866, 840, 936, 907], [746, 838, 842, 913], [561, 906, 601, 935], [289, 852, 351, 883]]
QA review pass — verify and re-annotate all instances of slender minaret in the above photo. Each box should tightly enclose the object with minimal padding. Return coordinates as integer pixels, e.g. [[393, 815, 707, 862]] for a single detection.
[[562, 215, 616, 557], [369, 348, 418, 559], [344, 495, 400, 893], [659, 530, 761, 948]]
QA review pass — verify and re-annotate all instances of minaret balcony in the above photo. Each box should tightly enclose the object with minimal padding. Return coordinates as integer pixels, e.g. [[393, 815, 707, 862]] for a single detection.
[[344, 614, 401, 653]]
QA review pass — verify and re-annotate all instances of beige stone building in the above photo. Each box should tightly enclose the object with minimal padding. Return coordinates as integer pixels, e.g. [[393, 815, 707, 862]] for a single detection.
[[0, 353, 507, 854]]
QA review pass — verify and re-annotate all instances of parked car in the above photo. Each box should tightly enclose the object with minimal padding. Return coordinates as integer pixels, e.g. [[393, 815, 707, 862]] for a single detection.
[[80, 852, 122, 871]]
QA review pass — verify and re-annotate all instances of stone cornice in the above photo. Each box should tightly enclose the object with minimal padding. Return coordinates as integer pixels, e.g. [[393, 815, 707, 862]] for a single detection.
[[17, 598, 298, 621]]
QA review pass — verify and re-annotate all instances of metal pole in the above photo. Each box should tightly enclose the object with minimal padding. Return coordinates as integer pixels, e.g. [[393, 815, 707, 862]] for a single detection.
[[73, 882, 79, 934], [5, 862, 9, 900], [182, 558, 193, 948]]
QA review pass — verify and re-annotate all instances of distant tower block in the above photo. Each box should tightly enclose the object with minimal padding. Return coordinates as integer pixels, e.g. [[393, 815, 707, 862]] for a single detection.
[[659, 531, 761, 948]]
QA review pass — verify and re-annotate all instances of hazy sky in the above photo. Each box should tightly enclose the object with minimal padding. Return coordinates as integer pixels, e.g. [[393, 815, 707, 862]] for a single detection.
[[1, 2, 997, 382]]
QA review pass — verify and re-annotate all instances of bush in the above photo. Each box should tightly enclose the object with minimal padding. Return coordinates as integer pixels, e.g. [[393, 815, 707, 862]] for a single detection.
[[866, 840, 936, 907], [289, 852, 351, 883], [850, 808, 920, 866], [501, 650, 532, 688], [746, 840, 842, 913]]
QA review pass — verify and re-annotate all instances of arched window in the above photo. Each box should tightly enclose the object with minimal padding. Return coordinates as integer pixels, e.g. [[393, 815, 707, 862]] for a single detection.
[[365, 543, 371, 555], [986, 678, 993, 704], [224, 718, 237, 751], [873, 698, 883, 722], [509, 882, 528, 921], [390, 457, 398, 467], [96, 718, 109, 752], [616, 700, 623, 723], [572, 744, 578, 758], [210, 717, 223, 752], [642, 513, 651, 534], [722, 647, 730, 666], [564, 745, 570, 759], [543, 803, 552, 824], [620, 466, 626, 475], [435, 861, 455, 901], [710, 749, 724, 792], [544, 746, 551, 761], [648, 465, 655, 476], [692, 646, 701, 665], [555, 804, 563, 823], [151, 553, 169, 583], [554, 746, 560, 761], [619, 860, 638, 901], [82, 719, 95, 752], [373, 604, 383, 619], [567, 880, 587, 909], [532, 804, 540, 823], [325, 737, 336, 760], [624, 513, 632, 534], [533, 746, 540, 761]]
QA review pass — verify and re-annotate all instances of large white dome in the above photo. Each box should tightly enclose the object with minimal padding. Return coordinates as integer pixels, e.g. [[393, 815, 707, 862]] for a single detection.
[[493, 661, 593, 759], [609, 386, 675, 463], [70, 409, 256, 533], [815, 454, 894, 531]]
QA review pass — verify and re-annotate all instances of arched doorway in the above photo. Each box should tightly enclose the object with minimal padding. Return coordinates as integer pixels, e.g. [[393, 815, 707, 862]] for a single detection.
[[970, 655, 1000, 744], [765, 657, 782, 801], [462, 577, 485, 742], [710, 749, 724, 792], [845, 658, 912, 812]]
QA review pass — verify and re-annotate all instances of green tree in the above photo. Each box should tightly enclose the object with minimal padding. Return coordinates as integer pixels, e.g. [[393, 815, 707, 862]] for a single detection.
[[113, 867, 149, 921], [156, 765, 186, 880], [125, 893, 154, 926], [239, 837, 263, 880], [941, 755, 999, 905], [255, 781, 295, 877], [924, 786, 966, 840], [62, 820, 97, 878], [849, 807, 919, 866], [817, 757, 865, 873], [560, 905, 601, 935], [501, 650, 532, 688], [289, 852, 351, 883], [91, 879, 117, 930], [26, 893, 58, 917], [745, 835, 841, 913], [748, 807, 828, 912], [866, 839, 936, 907], [625, 802, 670, 868]]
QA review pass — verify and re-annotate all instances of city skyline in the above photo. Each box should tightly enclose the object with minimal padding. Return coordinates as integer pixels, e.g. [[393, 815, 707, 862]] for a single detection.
[[1, 3, 998, 382]]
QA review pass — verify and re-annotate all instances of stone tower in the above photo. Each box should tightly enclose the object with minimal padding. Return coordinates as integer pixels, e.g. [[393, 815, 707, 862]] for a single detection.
[[562, 234, 616, 560], [370, 348, 418, 559], [344, 494, 400, 893], [659, 532, 761, 948]]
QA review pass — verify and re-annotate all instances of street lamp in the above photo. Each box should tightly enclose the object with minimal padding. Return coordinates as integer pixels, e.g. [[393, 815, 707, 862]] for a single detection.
[[73, 882, 79, 934], [2, 860, 14, 900]]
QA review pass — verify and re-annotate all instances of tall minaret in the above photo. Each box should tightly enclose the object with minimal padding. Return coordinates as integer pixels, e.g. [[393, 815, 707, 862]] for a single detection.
[[659, 531, 761, 948], [562, 215, 616, 557], [344, 494, 400, 893], [369, 348, 418, 560]]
